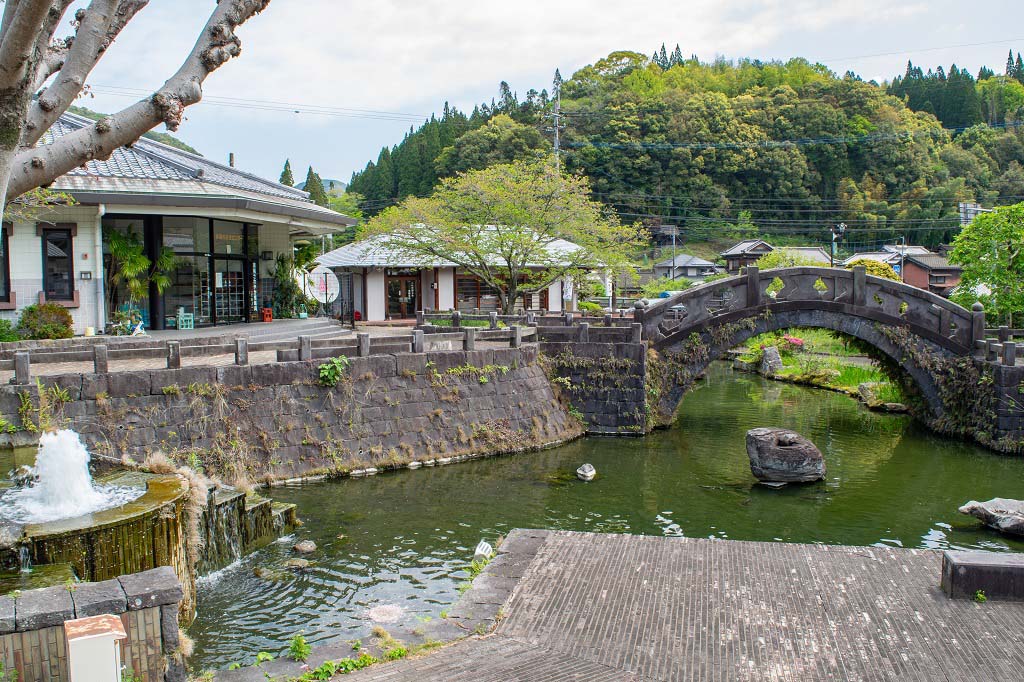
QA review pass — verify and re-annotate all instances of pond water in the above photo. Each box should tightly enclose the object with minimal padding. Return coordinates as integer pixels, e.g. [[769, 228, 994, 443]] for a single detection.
[[189, 363, 1024, 669]]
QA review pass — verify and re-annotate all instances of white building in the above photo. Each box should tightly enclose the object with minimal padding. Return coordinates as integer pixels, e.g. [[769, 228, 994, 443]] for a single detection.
[[2, 113, 353, 333], [317, 234, 580, 321]]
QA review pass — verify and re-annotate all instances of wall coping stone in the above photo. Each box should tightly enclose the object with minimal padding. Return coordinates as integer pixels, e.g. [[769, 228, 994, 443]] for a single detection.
[[14, 584, 75, 631], [0, 594, 13, 634], [72, 577, 128, 618], [118, 567, 183, 611]]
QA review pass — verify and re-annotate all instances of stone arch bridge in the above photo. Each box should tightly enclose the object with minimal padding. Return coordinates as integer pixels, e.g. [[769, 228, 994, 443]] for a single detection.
[[634, 265, 985, 424], [539, 265, 1023, 450]]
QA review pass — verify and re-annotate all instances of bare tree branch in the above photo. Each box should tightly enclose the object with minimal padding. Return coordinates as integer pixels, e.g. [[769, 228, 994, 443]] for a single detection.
[[28, 0, 77, 93], [7, 0, 270, 200], [24, 0, 147, 146], [0, 0, 56, 90]]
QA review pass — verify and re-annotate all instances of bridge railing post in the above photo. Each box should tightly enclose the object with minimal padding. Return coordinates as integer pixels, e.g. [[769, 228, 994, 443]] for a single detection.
[[1003, 341, 1017, 367], [463, 327, 476, 351], [578, 323, 589, 343], [745, 266, 761, 308], [972, 303, 986, 349], [631, 323, 643, 344], [987, 340, 1000, 363], [452, 311, 461, 328], [852, 265, 867, 307], [998, 326, 1010, 343], [411, 329, 424, 354]]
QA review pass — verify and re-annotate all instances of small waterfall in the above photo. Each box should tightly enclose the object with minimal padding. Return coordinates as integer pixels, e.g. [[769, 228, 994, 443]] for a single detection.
[[18, 546, 30, 573]]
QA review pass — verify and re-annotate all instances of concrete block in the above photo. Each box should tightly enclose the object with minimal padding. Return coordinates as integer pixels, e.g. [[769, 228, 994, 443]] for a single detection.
[[941, 550, 1024, 601], [15, 585, 75, 630], [118, 566, 183, 611], [217, 364, 252, 388], [72, 578, 128, 618], [395, 352, 427, 376], [0, 595, 13, 634]]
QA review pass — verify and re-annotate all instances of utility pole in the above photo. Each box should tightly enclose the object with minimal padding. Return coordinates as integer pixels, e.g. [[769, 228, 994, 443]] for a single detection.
[[830, 223, 846, 267], [547, 71, 563, 170]]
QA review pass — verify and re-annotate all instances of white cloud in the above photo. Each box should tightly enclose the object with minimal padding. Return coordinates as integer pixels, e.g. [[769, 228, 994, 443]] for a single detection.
[[66, 0, 1022, 179]]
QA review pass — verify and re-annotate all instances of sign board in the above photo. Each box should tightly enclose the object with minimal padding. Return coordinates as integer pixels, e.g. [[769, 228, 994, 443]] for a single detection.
[[305, 265, 341, 304]]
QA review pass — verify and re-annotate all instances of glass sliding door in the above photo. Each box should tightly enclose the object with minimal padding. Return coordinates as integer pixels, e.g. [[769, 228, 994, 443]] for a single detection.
[[166, 256, 212, 326], [214, 258, 247, 324]]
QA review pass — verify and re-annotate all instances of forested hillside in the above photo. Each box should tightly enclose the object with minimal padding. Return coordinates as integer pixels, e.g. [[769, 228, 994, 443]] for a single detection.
[[348, 49, 1024, 249]]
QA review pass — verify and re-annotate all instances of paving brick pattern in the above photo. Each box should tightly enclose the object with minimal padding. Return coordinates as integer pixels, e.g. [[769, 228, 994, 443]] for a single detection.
[[345, 530, 1024, 681]]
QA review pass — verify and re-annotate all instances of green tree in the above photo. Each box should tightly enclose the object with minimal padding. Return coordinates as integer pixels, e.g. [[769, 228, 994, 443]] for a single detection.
[[755, 250, 824, 269], [949, 203, 1024, 325], [435, 115, 549, 177], [844, 258, 900, 280], [364, 158, 647, 313], [280, 159, 295, 186], [304, 166, 329, 207]]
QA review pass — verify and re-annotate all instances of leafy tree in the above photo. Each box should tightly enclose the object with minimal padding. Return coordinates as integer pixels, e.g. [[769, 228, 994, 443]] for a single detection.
[[0, 1, 268, 213], [641, 276, 691, 298], [755, 250, 824, 269], [435, 115, 549, 177], [280, 159, 294, 186], [949, 203, 1024, 325], [844, 258, 900, 280], [364, 158, 647, 313], [304, 166, 329, 207]]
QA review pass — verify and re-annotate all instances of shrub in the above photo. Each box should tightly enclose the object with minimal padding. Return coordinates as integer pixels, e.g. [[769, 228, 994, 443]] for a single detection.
[[845, 258, 900, 281], [577, 301, 603, 314], [0, 319, 21, 342], [17, 303, 73, 339], [288, 633, 311, 662]]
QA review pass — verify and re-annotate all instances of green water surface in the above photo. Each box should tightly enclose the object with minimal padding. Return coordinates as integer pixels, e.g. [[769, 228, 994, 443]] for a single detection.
[[189, 364, 1024, 669]]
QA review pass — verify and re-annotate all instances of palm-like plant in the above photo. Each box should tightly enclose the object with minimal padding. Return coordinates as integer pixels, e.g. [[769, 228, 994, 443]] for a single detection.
[[105, 229, 178, 315]]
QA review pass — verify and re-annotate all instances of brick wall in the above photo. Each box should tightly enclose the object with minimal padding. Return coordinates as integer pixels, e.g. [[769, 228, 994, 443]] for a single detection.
[[0, 567, 184, 682]]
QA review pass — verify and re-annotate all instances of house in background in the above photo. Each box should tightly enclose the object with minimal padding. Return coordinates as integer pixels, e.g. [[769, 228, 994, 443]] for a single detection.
[[317, 233, 581, 321], [902, 254, 962, 297], [720, 239, 773, 273], [721, 240, 831, 272], [0, 112, 354, 334], [652, 254, 723, 282]]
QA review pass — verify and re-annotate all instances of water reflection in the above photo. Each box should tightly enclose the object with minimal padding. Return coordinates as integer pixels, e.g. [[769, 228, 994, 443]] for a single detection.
[[189, 363, 1024, 669]]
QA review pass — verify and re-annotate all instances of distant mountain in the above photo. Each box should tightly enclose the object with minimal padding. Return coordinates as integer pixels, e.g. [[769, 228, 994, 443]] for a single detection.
[[297, 178, 346, 193], [67, 105, 201, 155]]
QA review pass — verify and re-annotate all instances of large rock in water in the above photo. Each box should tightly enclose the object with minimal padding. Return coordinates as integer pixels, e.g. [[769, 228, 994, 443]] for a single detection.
[[959, 498, 1024, 536], [760, 346, 783, 375], [746, 428, 825, 483]]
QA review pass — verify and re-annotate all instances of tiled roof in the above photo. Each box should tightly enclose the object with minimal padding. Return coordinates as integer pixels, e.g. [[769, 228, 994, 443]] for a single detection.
[[779, 246, 831, 263], [841, 252, 899, 266], [720, 239, 772, 257], [318, 230, 583, 269], [46, 112, 314, 202], [654, 253, 716, 268], [882, 244, 931, 256], [905, 254, 961, 271]]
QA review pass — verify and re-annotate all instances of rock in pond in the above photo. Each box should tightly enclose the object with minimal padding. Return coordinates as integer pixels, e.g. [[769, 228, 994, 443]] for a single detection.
[[577, 463, 596, 482], [760, 346, 783, 375], [293, 540, 317, 554], [959, 498, 1024, 536], [746, 427, 825, 483], [284, 558, 310, 570]]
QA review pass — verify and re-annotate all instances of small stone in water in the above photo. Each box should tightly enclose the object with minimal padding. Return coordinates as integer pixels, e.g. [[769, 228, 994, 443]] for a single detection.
[[293, 540, 317, 554], [366, 604, 404, 624], [284, 558, 310, 570]]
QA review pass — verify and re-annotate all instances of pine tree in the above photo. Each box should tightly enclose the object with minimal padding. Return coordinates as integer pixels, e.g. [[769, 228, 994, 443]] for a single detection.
[[553, 69, 563, 97], [670, 44, 684, 66], [304, 166, 329, 207], [279, 159, 294, 186], [1016, 53, 1024, 83], [658, 44, 669, 69], [1007, 50, 1016, 78]]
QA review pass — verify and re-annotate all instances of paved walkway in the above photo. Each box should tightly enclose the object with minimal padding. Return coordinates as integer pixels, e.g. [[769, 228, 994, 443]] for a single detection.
[[345, 530, 1024, 681]]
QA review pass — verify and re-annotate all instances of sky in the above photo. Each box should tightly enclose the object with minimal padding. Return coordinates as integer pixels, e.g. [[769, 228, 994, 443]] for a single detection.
[[71, 0, 1024, 186]]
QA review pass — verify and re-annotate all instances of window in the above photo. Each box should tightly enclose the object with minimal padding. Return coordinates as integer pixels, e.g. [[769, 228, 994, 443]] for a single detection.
[[42, 227, 74, 301], [930, 275, 947, 284], [163, 216, 210, 253]]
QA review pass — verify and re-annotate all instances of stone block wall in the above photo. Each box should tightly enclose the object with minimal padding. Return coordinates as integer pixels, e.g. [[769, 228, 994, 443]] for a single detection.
[[0, 346, 582, 482], [539, 342, 649, 435], [991, 362, 1024, 446], [0, 566, 184, 682]]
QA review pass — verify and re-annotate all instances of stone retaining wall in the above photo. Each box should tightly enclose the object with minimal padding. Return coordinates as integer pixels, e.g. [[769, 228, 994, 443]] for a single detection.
[[0, 346, 582, 481], [0, 566, 184, 682], [539, 342, 649, 436]]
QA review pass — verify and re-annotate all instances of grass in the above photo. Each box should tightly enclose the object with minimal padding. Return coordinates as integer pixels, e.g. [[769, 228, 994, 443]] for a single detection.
[[429, 318, 505, 328]]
